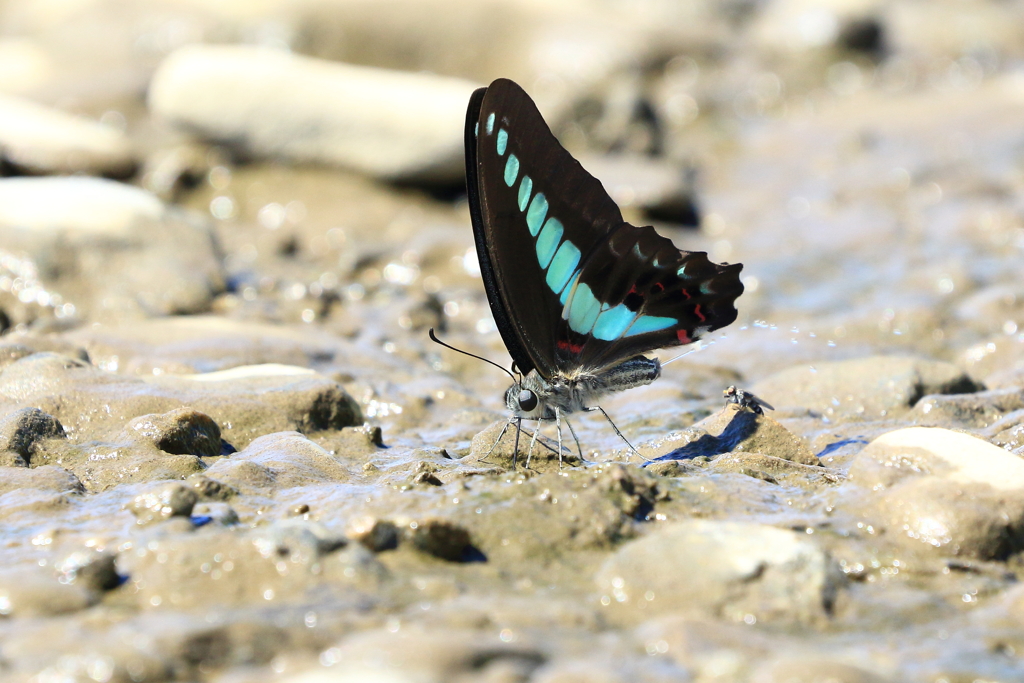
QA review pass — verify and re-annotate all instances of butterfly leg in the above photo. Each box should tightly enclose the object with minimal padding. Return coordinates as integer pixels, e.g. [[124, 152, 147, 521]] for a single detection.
[[485, 417, 513, 456], [563, 417, 585, 462], [512, 416, 523, 469], [525, 420, 541, 470], [554, 407, 565, 468], [586, 405, 653, 462]]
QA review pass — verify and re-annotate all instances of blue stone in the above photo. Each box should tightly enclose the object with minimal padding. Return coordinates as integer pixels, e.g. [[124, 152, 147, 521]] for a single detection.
[[504, 154, 519, 187], [486, 113, 495, 135], [625, 315, 677, 337], [565, 282, 601, 334], [546, 241, 581, 295], [535, 218, 563, 269], [497, 129, 508, 156], [593, 304, 638, 341], [518, 176, 533, 211], [526, 194, 548, 236]]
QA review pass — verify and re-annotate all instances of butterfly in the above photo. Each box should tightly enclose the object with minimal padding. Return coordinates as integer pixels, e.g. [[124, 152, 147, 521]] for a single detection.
[[463, 78, 745, 466]]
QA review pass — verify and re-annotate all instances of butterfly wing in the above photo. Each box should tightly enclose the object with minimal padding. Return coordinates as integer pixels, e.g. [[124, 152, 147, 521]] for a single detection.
[[467, 78, 743, 379], [561, 224, 743, 371]]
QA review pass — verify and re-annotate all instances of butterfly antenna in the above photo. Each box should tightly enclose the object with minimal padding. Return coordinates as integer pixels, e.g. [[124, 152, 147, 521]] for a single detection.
[[428, 328, 516, 382], [660, 345, 702, 367], [661, 335, 724, 367]]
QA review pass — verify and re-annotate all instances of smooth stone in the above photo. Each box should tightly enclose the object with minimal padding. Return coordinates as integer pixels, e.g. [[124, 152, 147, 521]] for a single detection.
[[285, 629, 543, 683], [595, 520, 841, 624], [952, 283, 1024, 336], [633, 616, 779, 673], [182, 363, 316, 381], [752, 656, 895, 683], [985, 366, 1024, 391], [0, 568, 98, 616], [249, 519, 347, 563], [850, 427, 1024, 491], [346, 516, 399, 552], [149, 45, 478, 183], [0, 464, 82, 494], [54, 549, 121, 591], [531, 657, 690, 683], [186, 474, 238, 501], [752, 356, 982, 420], [0, 176, 161, 237], [191, 502, 239, 526], [0, 38, 55, 95], [467, 419, 584, 472], [0, 406, 65, 463], [117, 524, 384, 609], [983, 409, 1024, 452], [0, 178, 224, 320], [0, 351, 361, 457], [846, 427, 1024, 559], [124, 407, 222, 458], [960, 333, 1024, 386], [127, 481, 198, 526], [205, 432, 352, 490], [641, 403, 818, 465], [708, 452, 841, 487], [293, 0, 643, 121], [63, 316, 346, 375], [911, 387, 1024, 428], [0, 93, 134, 176], [404, 518, 473, 562]]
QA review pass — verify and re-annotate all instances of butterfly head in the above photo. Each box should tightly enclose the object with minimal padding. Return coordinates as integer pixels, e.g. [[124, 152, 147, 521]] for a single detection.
[[504, 372, 551, 419], [505, 384, 539, 418]]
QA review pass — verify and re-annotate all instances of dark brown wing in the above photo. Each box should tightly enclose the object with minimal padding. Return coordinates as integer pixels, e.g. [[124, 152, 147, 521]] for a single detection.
[[466, 78, 743, 378]]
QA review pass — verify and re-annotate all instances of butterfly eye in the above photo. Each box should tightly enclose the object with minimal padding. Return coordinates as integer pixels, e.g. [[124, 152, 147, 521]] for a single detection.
[[518, 390, 538, 412]]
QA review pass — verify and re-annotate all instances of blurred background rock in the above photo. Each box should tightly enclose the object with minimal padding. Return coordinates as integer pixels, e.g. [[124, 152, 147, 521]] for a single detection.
[[0, 0, 1021, 369]]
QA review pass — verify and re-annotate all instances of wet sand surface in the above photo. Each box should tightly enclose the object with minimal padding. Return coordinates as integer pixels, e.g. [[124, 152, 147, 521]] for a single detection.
[[2, 1, 1024, 681]]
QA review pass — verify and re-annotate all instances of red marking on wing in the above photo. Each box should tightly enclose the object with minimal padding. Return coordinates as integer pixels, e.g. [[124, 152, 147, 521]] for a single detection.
[[676, 329, 691, 344], [680, 288, 691, 299], [628, 285, 639, 295], [654, 282, 665, 292], [693, 304, 706, 322], [557, 340, 584, 354]]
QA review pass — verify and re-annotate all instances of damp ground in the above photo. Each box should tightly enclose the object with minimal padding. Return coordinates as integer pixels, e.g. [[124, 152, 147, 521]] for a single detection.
[[2, 2, 1024, 682]]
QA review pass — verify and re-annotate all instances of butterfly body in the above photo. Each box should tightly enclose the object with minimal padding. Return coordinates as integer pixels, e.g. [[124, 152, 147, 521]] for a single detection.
[[464, 79, 744, 460], [506, 355, 661, 420]]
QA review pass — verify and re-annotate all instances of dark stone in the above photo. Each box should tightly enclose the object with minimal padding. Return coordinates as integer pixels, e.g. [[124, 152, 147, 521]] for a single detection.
[[126, 408, 222, 457], [0, 407, 66, 463]]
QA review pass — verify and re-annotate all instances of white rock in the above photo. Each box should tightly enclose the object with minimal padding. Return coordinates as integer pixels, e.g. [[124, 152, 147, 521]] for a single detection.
[[595, 520, 840, 624], [846, 427, 1024, 558], [0, 178, 222, 321], [0, 94, 134, 176], [0, 177, 163, 238], [182, 363, 317, 382], [0, 39, 56, 95], [751, 356, 979, 420], [149, 45, 479, 183], [859, 427, 1024, 491], [206, 432, 352, 488]]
